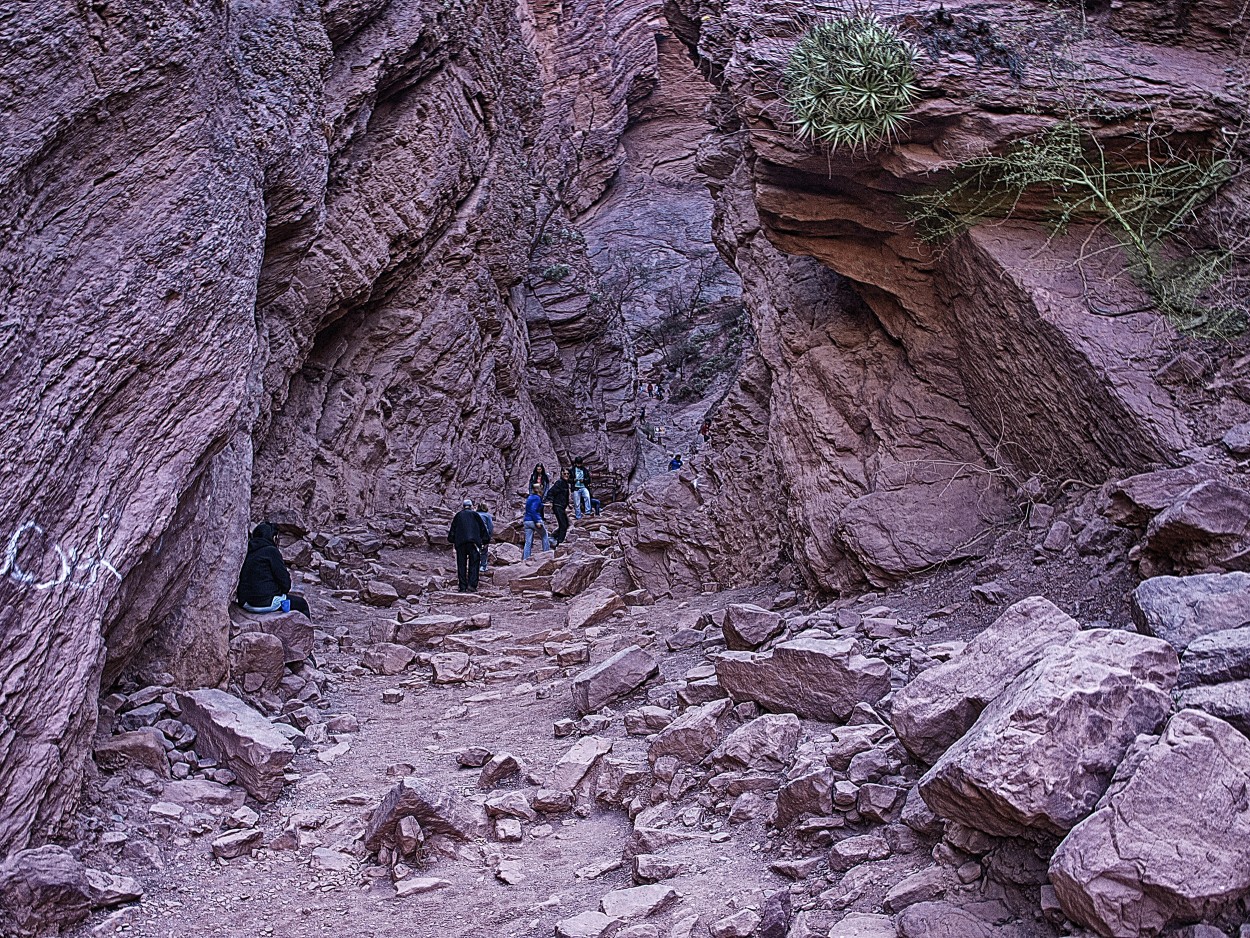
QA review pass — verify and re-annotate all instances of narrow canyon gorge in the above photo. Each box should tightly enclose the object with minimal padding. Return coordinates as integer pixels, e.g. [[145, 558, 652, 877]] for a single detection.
[[2, 0, 1250, 935]]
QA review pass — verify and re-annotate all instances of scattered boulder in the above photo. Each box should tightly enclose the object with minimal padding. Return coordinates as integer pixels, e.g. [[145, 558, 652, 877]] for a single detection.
[[548, 736, 614, 794], [395, 614, 473, 645], [721, 604, 784, 650], [1175, 680, 1250, 735], [1222, 421, 1250, 457], [647, 699, 731, 766], [431, 652, 472, 684], [361, 580, 400, 607], [894, 900, 993, 938], [920, 629, 1178, 839], [600, 884, 678, 919], [552, 554, 607, 597], [1130, 573, 1250, 651], [1097, 464, 1222, 526], [231, 608, 314, 665], [176, 689, 295, 802], [567, 588, 626, 629], [571, 646, 658, 714], [363, 777, 487, 852], [362, 642, 416, 675], [93, 730, 170, 778], [892, 597, 1080, 764], [1179, 627, 1250, 687], [828, 913, 896, 938], [229, 631, 286, 693], [211, 828, 262, 859], [1050, 710, 1250, 937], [1141, 481, 1250, 575], [556, 911, 621, 938], [712, 713, 800, 770], [0, 846, 93, 936], [715, 637, 888, 721]]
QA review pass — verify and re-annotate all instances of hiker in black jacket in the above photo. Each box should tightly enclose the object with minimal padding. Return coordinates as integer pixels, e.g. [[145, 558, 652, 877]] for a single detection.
[[546, 468, 572, 547], [448, 499, 489, 592], [236, 522, 311, 618]]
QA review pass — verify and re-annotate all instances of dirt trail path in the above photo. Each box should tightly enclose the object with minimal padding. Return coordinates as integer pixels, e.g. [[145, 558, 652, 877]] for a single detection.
[[71, 516, 799, 938]]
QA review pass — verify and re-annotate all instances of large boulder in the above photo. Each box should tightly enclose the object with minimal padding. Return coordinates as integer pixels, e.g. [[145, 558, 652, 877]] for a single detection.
[[714, 637, 889, 721], [1140, 481, 1250, 576], [712, 713, 801, 770], [551, 553, 606, 597], [1178, 627, 1250, 687], [230, 607, 313, 665], [1097, 464, 1222, 527], [1049, 710, 1250, 937], [566, 587, 626, 629], [1130, 573, 1250, 651], [394, 614, 474, 645], [647, 699, 731, 765], [571, 645, 658, 714], [892, 597, 1081, 763], [176, 689, 295, 802], [1175, 680, 1250, 735], [919, 629, 1177, 839], [0, 845, 93, 936], [721, 603, 784, 650], [229, 631, 286, 693], [363, 777, 487, 852]]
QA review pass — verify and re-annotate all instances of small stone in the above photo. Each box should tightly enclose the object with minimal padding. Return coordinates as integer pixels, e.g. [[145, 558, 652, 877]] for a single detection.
[[457, 747, 492, 768], [554, 719, 578, 737], [148, 801, 184, 820], [394, 877, 450, 897], [556, 911, 619, 938], [709, 909, 761, 938], [224, 806, 260, 830], [382, 688, 405, 704], [310, 847, 356, 871], [478, 752, 522, 789], [495, 817, 523, 842], [211, 828, 262, 859], [600, 884, 678, 919]]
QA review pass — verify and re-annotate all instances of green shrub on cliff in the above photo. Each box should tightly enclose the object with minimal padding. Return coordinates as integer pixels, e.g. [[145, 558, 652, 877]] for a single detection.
[[906, 120, 1245, 337], [783, 13, 919, 152]]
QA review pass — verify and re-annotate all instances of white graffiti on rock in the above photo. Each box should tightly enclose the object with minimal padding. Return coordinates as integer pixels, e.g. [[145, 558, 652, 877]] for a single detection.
[[1, 518, 122, 592]]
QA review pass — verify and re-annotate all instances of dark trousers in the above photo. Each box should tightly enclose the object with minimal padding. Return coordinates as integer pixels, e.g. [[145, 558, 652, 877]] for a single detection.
[[552, 504, 570, 546], [455, 542, 481, 592], [288, 593, 311, 619]]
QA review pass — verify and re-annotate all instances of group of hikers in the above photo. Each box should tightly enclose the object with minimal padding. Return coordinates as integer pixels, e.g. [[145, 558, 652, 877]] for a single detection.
[[446, 455, 599, 593]]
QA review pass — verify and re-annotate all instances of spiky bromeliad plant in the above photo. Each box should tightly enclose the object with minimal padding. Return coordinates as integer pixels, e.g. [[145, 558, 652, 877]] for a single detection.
[[783, 12, 920, 152]]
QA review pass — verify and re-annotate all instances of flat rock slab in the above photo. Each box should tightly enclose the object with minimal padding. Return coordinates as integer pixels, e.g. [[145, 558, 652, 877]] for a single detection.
[[567, 587, 626, 630], [394, 614, 475, 645], [829, 912, 897, 938], [920, 629, 1177, 839], [715, 637, 888, 721], [1049, 709, 1250, 938], [571, 645, 658, 714], [552, 554, 606, 597], [362, 642, 416, 675], [364, 777, 487, 852], [548, 736, 614, 793], [93, 730, 170, 777], [895, 900, 993, 938], [721, 603, 784, 650], [556, 911, 621, 938], [600, 884, 678, 919], [1131, 573, 1250, 651], [892, 596, 1080, 764], [1097, 464, 1222, 526], [176, 689, 294, 802]]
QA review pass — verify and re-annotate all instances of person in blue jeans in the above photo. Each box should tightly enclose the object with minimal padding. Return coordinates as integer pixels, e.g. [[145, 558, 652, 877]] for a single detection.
[[522, 483, 550, 559], [570, 456, 594, 519], [477, 501, 494, 571]]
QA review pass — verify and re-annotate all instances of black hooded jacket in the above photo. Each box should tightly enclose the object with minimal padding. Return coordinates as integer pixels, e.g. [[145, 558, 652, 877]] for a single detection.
[[546, 477, 571, 510], [237, 523, 292, 607], [448, 508, 488, 547]]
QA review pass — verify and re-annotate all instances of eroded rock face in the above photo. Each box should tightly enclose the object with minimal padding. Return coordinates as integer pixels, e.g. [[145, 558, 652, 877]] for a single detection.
[[1131, 573, 1250, 650], [1049, 710, 1250, 938], [657, 0, 1249, 595], [919, 629, 1178, 839]]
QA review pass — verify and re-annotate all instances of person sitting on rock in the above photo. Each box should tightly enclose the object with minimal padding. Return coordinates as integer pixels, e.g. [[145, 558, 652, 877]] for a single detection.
[[236, 522, 311, 618], [477, 501, 494, 572], [448, 499, 488, 593], [669, 453, 683, 471], [529, 462, 550, 496], [522, 483, 550, 559], [546, 468, 571, 547], [570, 456, 593, 519]]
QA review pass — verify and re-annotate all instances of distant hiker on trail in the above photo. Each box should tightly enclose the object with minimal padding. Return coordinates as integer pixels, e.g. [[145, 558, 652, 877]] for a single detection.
[[570, 456, 594, 519], [669, 453, 683, 471], [448, 499, 488, 593], [546, 468, 571, 547], [237, 522, 311, 618], [700, 418, 712, 443], [477, 501, 494, 572], [529, 463, 551, 496], [523, 483, 550, 559]]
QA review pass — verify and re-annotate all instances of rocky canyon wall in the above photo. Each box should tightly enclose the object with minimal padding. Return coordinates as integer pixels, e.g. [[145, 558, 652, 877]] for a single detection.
[[640, 0, 1250, 595], [0, 0, 665, 858]]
